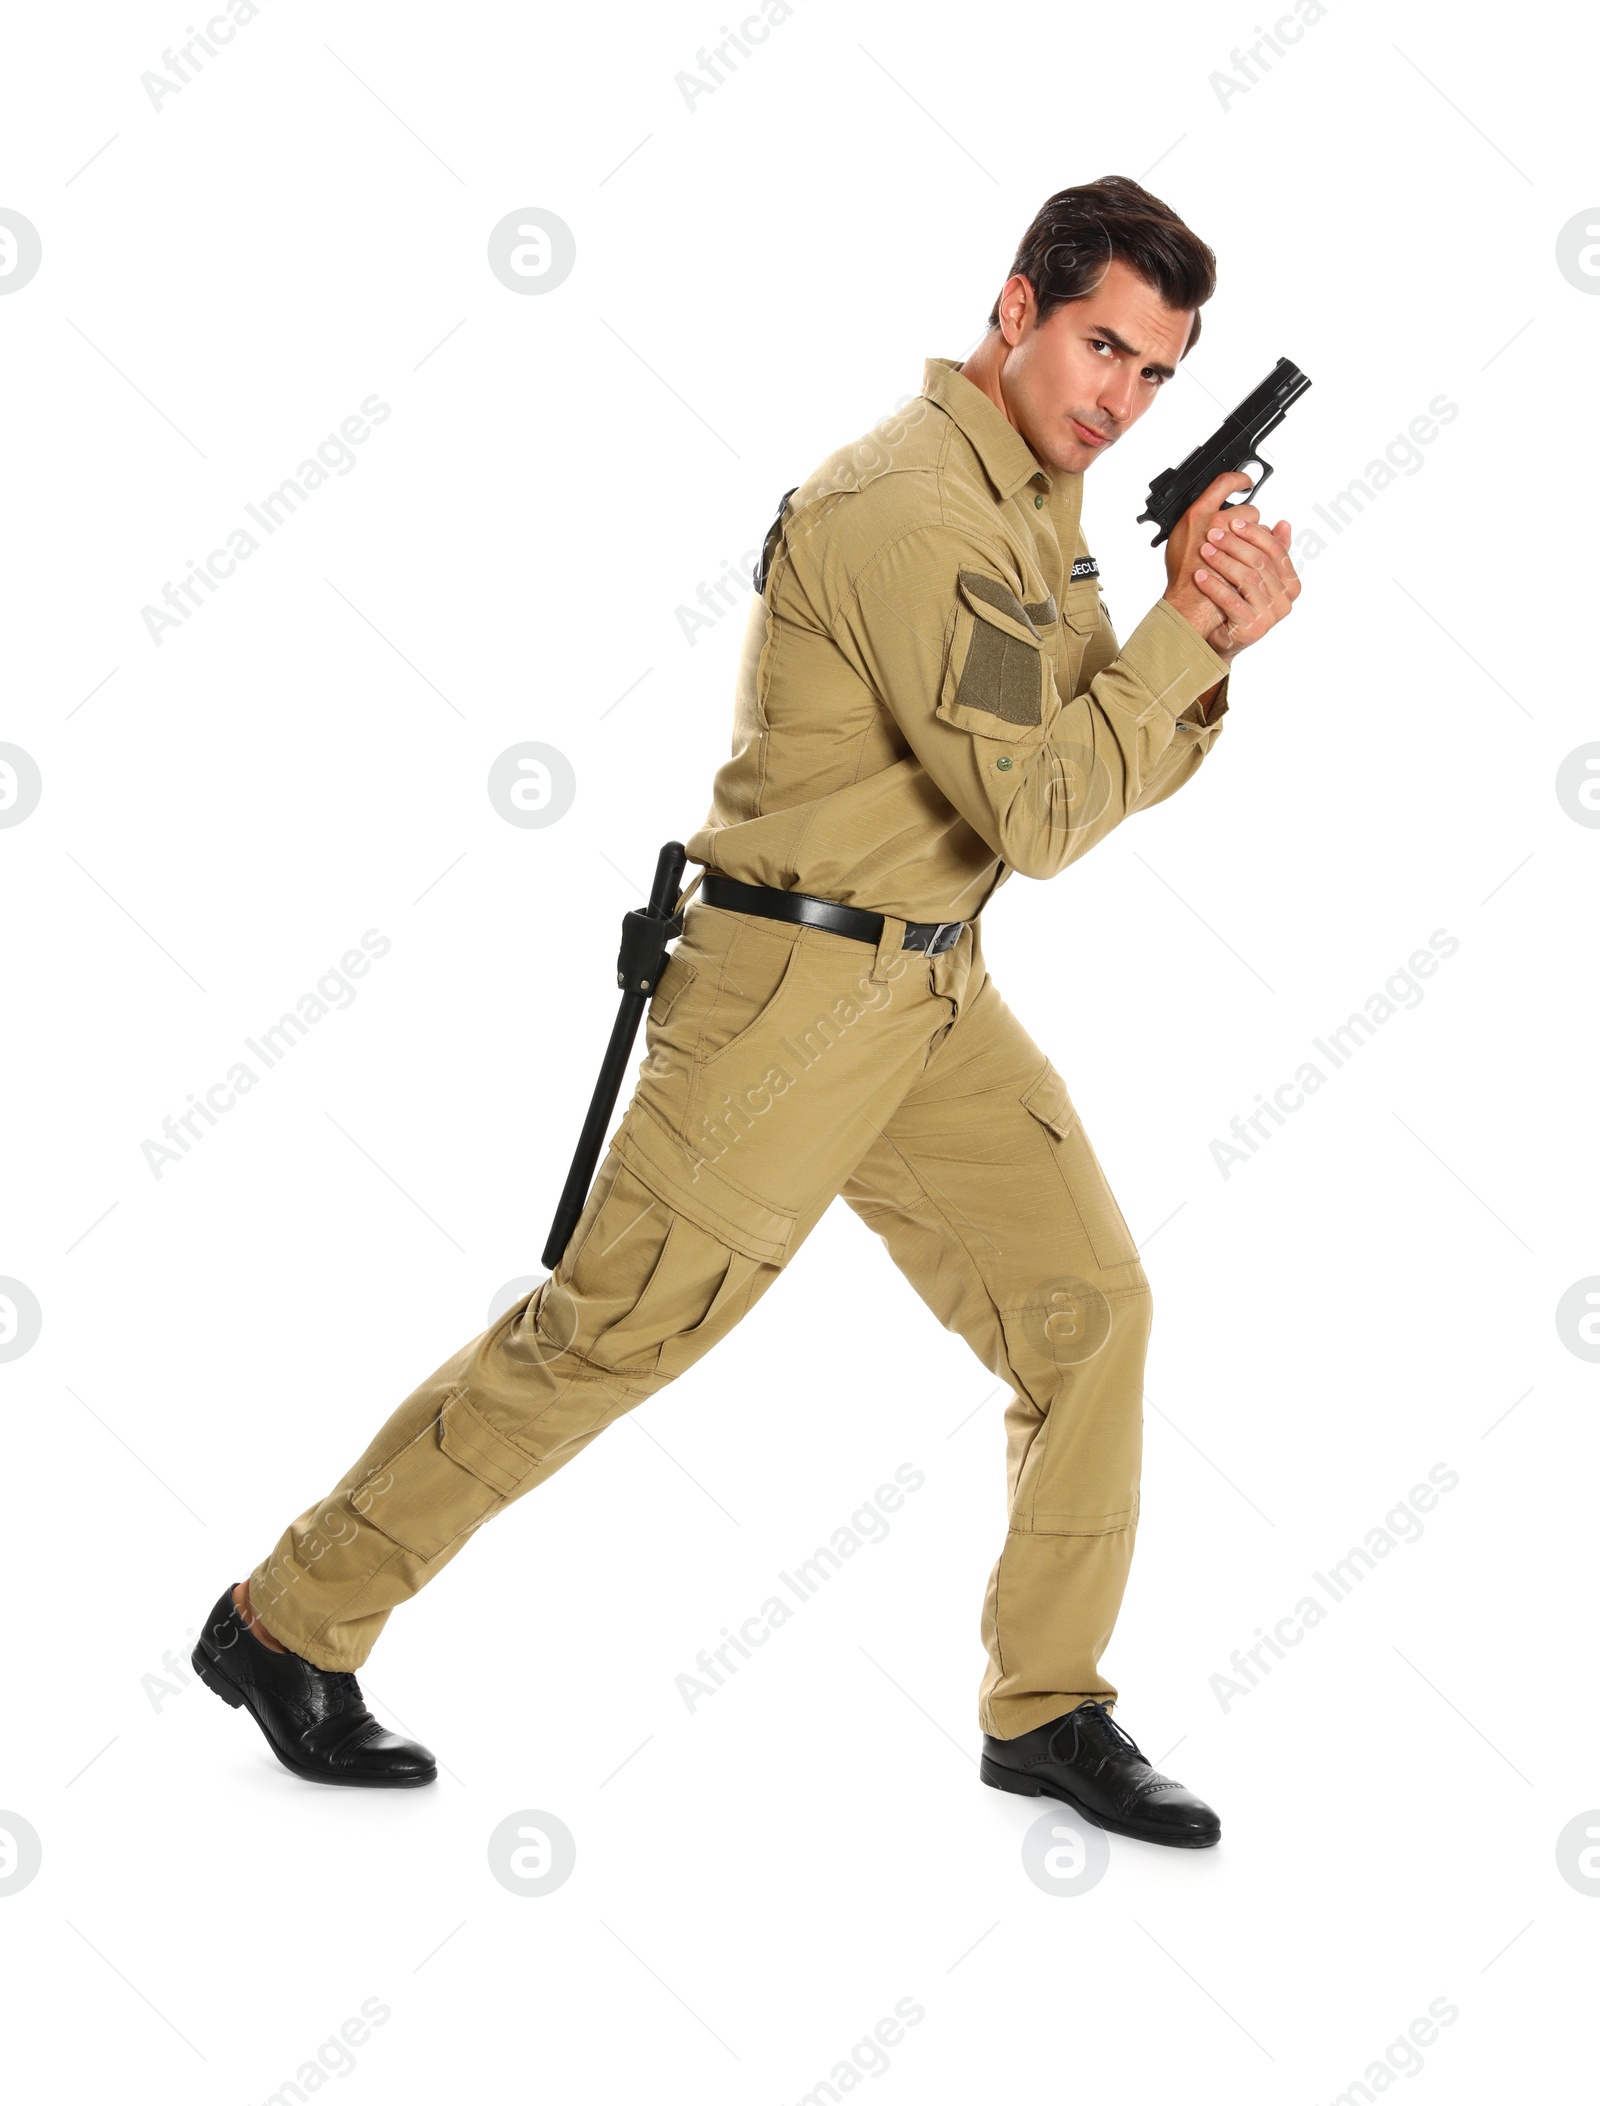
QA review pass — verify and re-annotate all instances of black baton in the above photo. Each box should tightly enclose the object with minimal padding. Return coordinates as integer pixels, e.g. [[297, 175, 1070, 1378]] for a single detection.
[[541, 840, 688, 1271]]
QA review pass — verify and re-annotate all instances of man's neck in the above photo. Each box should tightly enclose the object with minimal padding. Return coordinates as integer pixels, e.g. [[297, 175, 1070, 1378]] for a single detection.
[[953, 337, 1012, 427]]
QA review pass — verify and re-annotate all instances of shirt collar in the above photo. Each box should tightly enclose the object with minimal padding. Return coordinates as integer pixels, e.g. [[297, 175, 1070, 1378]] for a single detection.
[[922, 355, 1052, 504]]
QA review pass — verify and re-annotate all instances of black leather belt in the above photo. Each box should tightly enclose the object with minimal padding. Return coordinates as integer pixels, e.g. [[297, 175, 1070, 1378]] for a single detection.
[[700, 873, 968, 955]]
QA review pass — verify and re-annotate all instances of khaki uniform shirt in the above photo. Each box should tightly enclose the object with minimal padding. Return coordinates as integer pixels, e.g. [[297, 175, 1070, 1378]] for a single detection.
[[685, 355, 1232, 925]]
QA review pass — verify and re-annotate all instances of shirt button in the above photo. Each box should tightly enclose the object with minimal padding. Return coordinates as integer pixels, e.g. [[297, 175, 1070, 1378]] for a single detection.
[[996, 756, 1013, 771], [1034, 493, 1045, 509]]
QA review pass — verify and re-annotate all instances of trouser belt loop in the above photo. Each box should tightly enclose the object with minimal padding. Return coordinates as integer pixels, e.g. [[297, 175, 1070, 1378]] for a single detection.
[[870, 914, 905, 984]]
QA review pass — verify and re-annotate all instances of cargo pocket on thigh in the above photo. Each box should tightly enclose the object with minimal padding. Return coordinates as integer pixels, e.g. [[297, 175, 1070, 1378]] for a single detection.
[[615, 1100, 797, 1269], [657, 1236, 764, 1376], [576, 1106, 792, 1376], [586, 1206, 765, 1376], [1021, 1062, 1139, 1271], [357, 1389, 534, 1562], [565, 1164, 678, 1370]]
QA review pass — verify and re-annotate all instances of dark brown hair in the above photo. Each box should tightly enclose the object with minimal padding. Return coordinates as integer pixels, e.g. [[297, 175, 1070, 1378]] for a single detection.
[[987, 175, 1217, 355]]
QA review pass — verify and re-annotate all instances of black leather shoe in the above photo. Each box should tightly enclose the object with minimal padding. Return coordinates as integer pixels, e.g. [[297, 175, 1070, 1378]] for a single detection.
[[981, 1699, 1219, 1848], [192, 1585, 438, 1788]]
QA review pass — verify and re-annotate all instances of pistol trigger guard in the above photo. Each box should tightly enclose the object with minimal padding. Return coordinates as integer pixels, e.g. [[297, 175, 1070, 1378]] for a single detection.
[[1222, 457, 1274, 509]]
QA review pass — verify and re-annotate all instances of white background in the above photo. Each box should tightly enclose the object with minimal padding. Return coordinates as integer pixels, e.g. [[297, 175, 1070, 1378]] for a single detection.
[[3, 0, 1596, 2097]]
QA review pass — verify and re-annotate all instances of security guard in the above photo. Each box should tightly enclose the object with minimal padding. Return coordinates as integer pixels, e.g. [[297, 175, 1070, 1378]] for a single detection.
[[196, 176, 1299, 1841]]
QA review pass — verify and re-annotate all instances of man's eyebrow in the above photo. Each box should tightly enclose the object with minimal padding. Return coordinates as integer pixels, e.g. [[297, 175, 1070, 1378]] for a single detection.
[[1084, 323, 1177, 382]]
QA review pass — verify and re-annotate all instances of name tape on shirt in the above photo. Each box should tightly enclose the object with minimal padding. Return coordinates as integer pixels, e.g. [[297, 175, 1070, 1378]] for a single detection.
[[1070, 556, 1099, 581]]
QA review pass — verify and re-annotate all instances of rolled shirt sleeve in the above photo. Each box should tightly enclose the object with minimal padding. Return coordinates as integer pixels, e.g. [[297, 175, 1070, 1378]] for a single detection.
[[832, 526, 1232, 882]]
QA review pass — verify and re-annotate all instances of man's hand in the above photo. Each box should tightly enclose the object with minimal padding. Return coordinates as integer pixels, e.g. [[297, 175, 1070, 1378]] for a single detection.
[[1161, 469, 1301, 663]]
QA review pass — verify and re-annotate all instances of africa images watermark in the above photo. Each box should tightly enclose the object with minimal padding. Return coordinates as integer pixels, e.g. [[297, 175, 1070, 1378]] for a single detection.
[[674, 543, 764, 647], [1210, 928, 1459, 1178], [1289, 394, 1460, 573], [1209, 1462, 1460, 1713], [676, 389, 934, 646], [140, 393, 391, 645], [140, 0, 275, 112], [254, 1996, 392, 2104], [675, 0, 804, 112], [244, 1451, 403, 1635], [678, 948, 913, 1183], [1209, 0, 1334, 110], [675, 1464, 926, 1712], [788, 1998, 927, 2104], [141, 929, 392, 1178], [1323, 1998, 1460, 2104]]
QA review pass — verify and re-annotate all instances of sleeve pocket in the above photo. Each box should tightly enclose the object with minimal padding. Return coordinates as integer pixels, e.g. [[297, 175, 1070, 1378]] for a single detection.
[[936, 571, 1052, 743]]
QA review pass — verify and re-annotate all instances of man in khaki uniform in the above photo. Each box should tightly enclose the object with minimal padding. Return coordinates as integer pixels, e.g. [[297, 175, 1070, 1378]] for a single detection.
[[196, 176, 1299, 1841]]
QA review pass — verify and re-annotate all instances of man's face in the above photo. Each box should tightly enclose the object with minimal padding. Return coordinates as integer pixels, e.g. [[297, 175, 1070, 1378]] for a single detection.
[[995, 255, 1194, 474]]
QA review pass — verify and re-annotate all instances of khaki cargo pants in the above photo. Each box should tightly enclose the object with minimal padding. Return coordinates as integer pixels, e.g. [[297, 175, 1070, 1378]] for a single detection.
[[248, 899, 1154, 1739]]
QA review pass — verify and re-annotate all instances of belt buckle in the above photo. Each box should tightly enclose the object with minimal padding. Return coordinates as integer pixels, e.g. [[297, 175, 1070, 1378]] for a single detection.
[[924, 919, 958, 955]]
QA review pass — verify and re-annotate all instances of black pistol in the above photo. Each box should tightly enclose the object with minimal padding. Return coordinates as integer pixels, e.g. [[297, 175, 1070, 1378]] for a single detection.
[[541, 841, 687, 1271], [1136, 355, 1312, 548]]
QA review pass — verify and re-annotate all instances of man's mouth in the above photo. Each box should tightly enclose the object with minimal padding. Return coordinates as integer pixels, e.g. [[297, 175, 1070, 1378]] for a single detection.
[[1071, 418, 1110, 448]]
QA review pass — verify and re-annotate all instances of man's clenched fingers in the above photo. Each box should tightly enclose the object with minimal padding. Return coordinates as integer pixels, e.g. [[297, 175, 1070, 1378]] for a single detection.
[[1200, 530, 1275, 592], [1207, 518, 1298, 592]]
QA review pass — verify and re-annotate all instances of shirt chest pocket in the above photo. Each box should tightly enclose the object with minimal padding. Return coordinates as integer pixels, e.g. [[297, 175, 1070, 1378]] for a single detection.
[[935, 570, 1060, 745], [1062, 580, 1103, 635]]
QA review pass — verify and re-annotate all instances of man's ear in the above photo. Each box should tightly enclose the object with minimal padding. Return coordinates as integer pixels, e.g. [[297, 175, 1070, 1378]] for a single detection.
[[998, 272, 1033, 344]]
